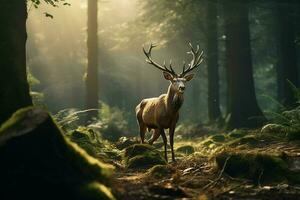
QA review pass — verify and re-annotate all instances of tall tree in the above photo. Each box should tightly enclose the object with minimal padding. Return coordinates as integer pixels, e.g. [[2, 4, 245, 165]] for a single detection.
[[0, 0, 32, 125], [205, 0, 222, 123], [86, 0, 99, 119], [224, 0, 265, 129], [274, 0, 298, 108]]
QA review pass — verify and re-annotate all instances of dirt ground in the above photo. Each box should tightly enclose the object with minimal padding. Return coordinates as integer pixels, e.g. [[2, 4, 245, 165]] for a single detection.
[[111, 133, 300, 200]]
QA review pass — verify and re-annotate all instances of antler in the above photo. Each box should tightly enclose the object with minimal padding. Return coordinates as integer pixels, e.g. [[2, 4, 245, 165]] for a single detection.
[[179, 43, 204, 77], [143, 43, 177, 76]]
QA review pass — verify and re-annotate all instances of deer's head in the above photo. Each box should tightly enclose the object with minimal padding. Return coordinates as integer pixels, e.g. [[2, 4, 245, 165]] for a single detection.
[[143, 43, 204, 94]]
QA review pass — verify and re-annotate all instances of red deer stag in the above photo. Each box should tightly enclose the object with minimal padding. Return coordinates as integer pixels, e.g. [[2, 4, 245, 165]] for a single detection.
[[135, 43, 204, 162]]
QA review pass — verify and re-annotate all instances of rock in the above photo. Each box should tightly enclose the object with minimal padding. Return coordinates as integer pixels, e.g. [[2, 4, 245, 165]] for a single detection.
[[147, 165, 175, 178], [215, 151, 290, 184], [0, 107, 115, 200], [176, 145, 195, 155], [124, 144, 166, 169]]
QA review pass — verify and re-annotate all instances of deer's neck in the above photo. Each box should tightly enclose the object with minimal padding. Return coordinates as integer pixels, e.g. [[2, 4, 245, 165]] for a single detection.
[[166, 85, 184, 114]]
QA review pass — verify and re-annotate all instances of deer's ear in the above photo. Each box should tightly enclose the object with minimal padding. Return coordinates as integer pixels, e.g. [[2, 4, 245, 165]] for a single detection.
[[185, 74, 194, 81], [163, 72, 173, 80]]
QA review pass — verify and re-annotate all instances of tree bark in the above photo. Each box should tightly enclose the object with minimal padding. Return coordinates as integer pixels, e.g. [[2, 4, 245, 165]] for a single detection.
[[0, 0, 32, 125], [86, 0, 99, 119], [206, 0, 222, 123], [224, 0, 265, 129], [275, 1, 298, 108]]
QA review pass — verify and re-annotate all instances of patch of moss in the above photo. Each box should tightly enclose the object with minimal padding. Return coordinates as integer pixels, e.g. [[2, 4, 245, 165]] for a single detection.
[[228, 129, 247, 138], [176, 145, 195, 155], [0, 107, 115, 200], [210, 134, 226, 142], [127, 153, 167, 169], [215, 151, 289, 184], [124, 144, 166, 169], [147, 165, 175, 178]]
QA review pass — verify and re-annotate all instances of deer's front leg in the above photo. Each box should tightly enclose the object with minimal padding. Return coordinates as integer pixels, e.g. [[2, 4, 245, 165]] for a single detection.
[[160, 128, 168, 162], [169, 126, 176, 162]]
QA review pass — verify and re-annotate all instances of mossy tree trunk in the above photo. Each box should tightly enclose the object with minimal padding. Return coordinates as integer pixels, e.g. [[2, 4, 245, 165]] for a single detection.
[[86, 0, 99, 120], [275, 0, 299, 108], [0, 0, 32, 125], [224, 0, 265, 129], [206, 0, 222, 124]]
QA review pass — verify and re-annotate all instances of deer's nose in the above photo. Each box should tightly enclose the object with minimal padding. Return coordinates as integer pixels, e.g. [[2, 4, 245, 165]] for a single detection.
[[179, 86, 185, 91]]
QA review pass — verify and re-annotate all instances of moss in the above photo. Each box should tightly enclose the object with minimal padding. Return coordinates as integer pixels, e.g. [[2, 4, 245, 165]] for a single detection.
[[147, 165, 175, 178], [79, 182, 115, 200], [0, 107, 115, 200], [176, 145, 195, 155], [127, 153, 167, 169], [124, 144, 166, 169], [210, 134, 226, 142], [124, 143, 155, 159], [215, 151, 289, 184], [228, 129, 247, 138]]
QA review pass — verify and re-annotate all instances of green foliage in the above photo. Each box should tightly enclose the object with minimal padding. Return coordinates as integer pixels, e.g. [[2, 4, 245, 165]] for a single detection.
[[54, 102, 129, 142], [96, 102, 129, 141]]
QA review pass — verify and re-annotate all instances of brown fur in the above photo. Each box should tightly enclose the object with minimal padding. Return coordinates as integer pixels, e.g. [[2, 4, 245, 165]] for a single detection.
[[135, 84, 184, 162]]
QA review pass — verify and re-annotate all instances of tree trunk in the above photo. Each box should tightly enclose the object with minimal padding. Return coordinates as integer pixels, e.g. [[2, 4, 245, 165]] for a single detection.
[[206, 0, 222, 123], [0, 0, 32, 125], [275, 1, 298, 108], [86, 0, 99, 119], [224, 0, 265, 129]]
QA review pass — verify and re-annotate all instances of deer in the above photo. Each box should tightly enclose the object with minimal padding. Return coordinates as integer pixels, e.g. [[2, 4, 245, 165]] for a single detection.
[[135, 43, 204, 162]]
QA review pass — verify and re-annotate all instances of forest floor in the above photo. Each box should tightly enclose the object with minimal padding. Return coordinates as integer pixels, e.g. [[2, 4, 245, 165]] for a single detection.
[[106, 128, 300, 200]]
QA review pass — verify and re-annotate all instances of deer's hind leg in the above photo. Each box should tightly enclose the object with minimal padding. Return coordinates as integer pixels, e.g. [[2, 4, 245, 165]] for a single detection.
[[148, 128, 160, 145], [138, 121, 147, 144]]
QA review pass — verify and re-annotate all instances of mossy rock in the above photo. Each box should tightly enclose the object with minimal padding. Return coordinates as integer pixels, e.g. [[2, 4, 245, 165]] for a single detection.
[[124, 144, 166, 169], [176, 145, 195, 155], [210, 134, 226, 142], [0, 107, 115, 200], [147, 165, 175, 178], [215, 151, 289, 184], [228, 129, 247, 138]]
